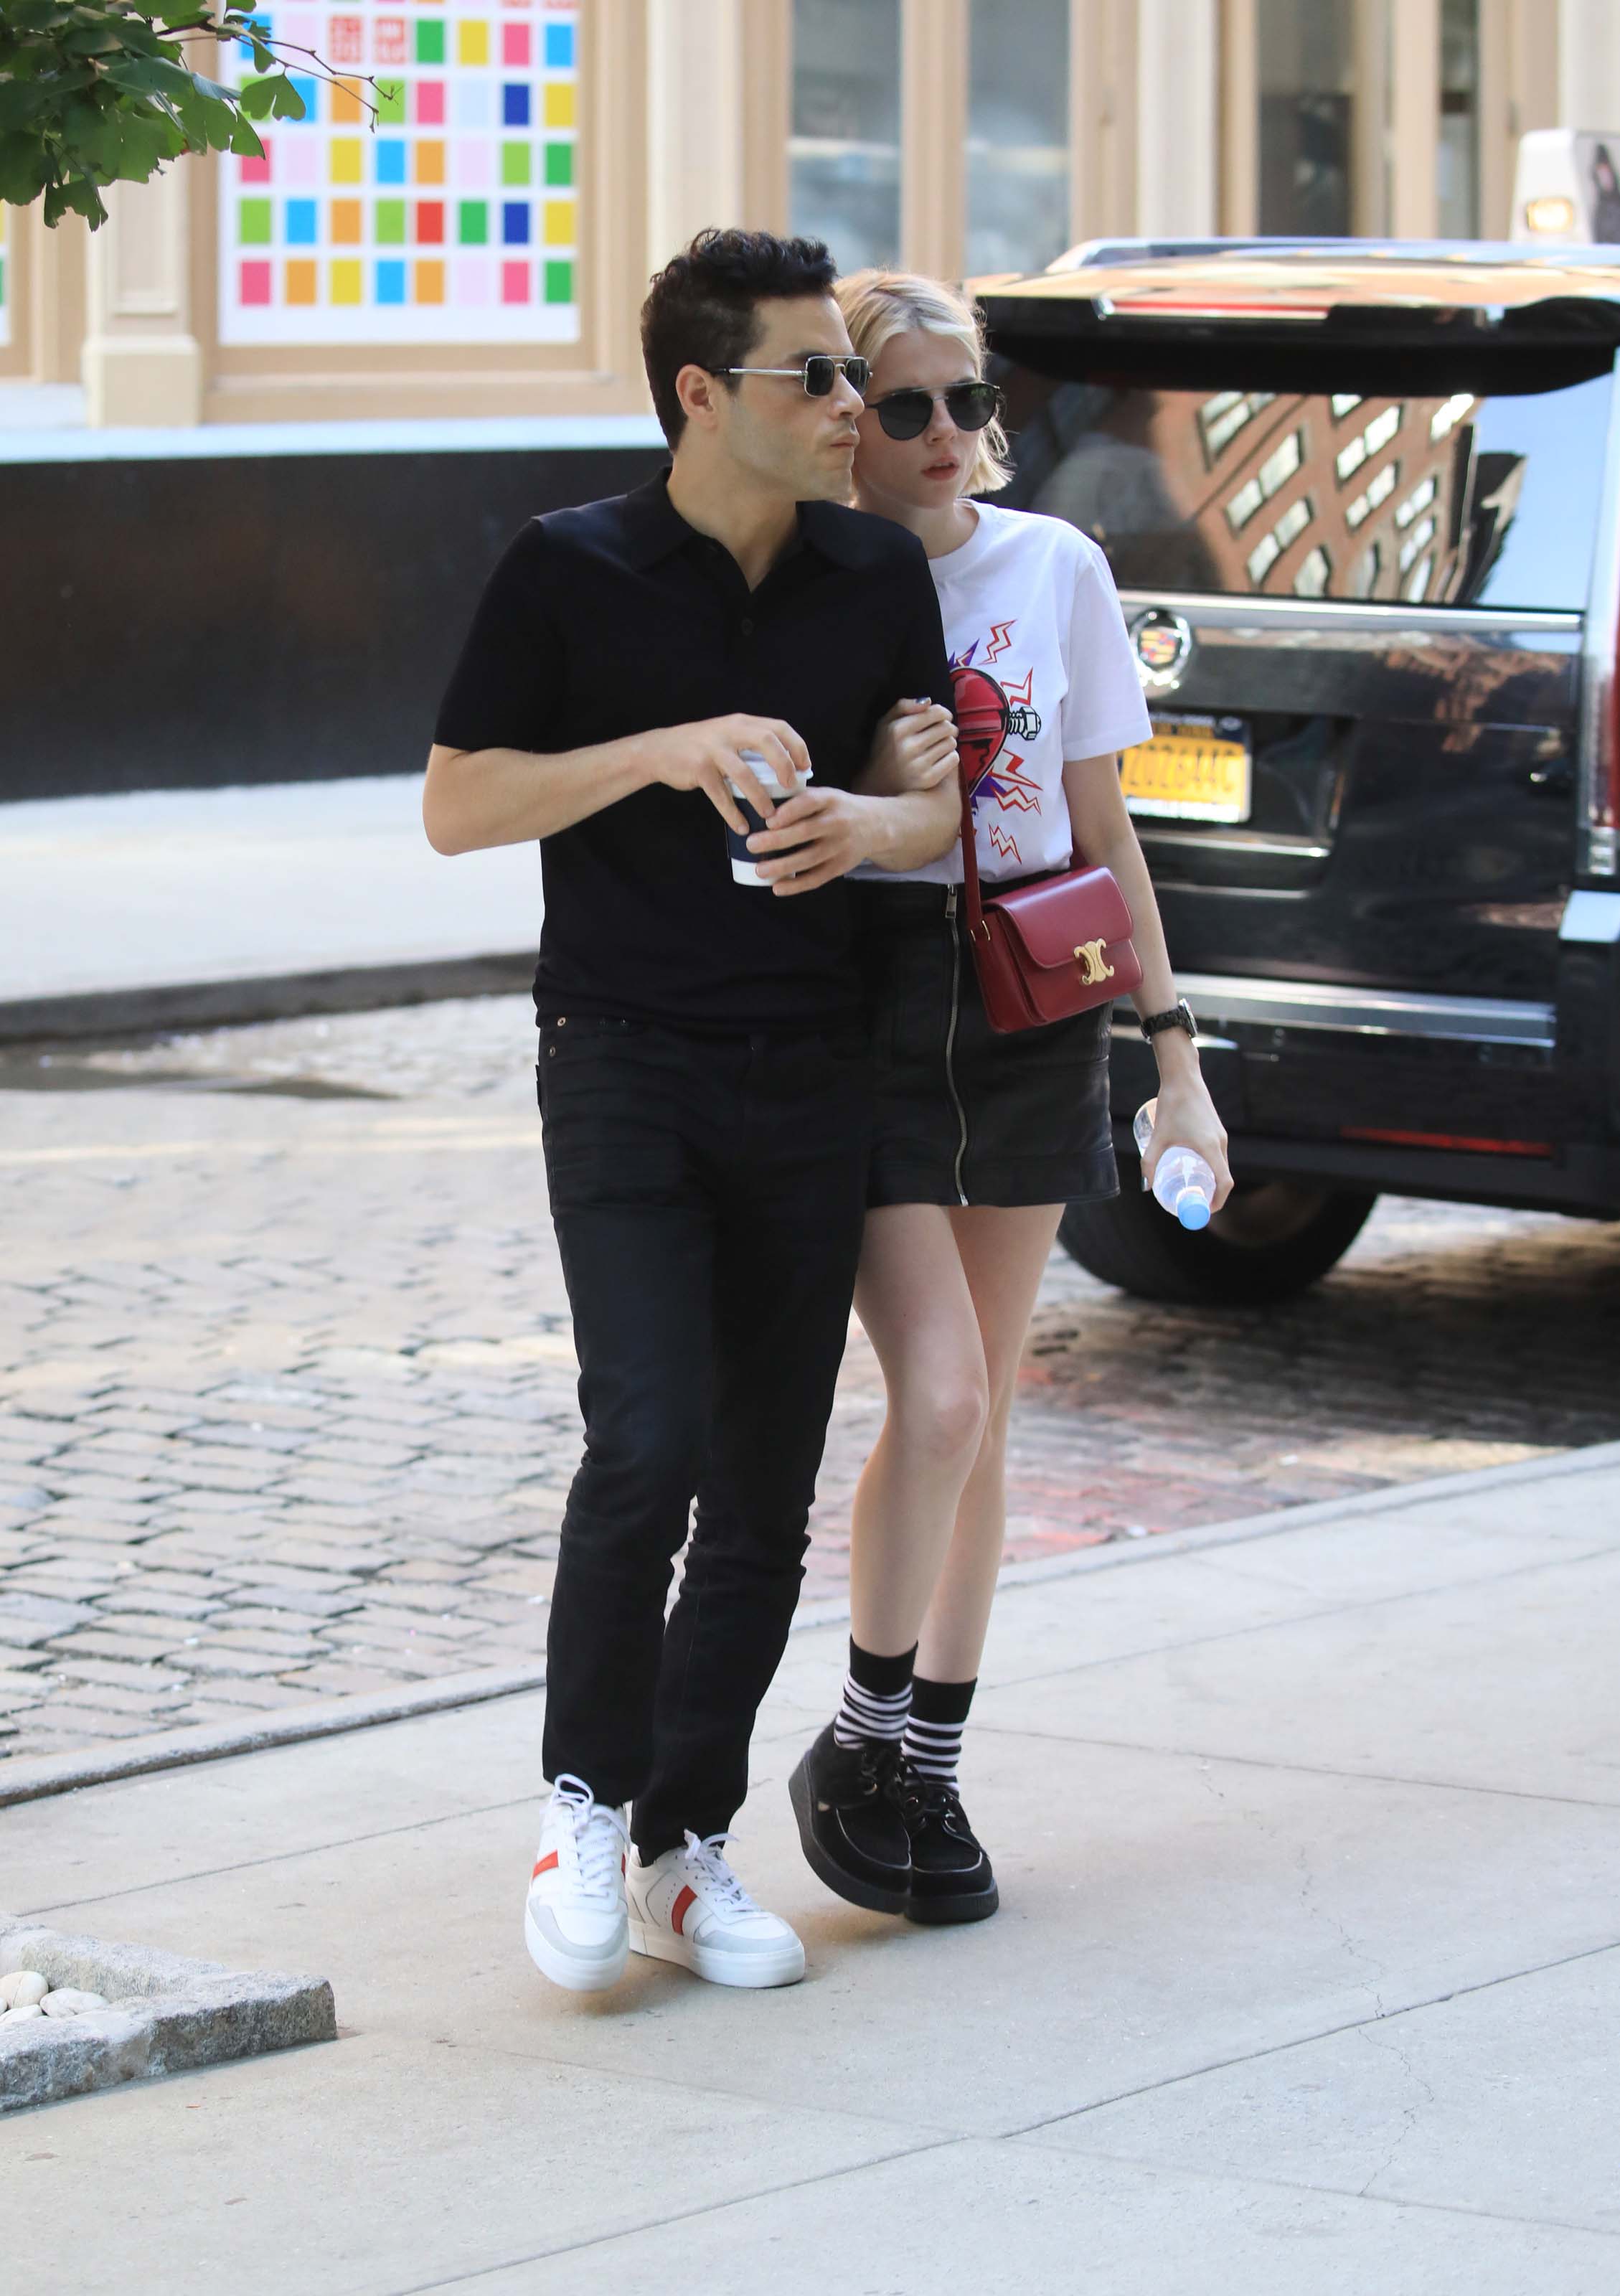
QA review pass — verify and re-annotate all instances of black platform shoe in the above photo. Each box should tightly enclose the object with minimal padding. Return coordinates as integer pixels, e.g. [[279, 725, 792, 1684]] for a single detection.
[[891, 1758, 999, 1926], [788, 1723, 912, 1915]]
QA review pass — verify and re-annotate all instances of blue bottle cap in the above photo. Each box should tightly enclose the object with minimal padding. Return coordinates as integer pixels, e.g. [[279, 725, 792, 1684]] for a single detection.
[[1176, 1192, 1211, 1231]]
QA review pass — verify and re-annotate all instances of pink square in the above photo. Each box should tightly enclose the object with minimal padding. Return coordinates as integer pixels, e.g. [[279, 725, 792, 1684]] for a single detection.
[[455, 255, 494, 306], [283, 9, 319, 45], [281, 136, 321, 188], [453, 139, 494, 189], [501, 259, 530, 304], [415, 79, 446, 125], [502, 23, 531, 64], [240, 143, 272, 184], [240, 260, 273, 306]]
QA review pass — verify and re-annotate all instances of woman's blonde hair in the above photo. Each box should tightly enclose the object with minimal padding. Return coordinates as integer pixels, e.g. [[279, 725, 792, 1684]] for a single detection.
[[835, 268, 1013, 497]]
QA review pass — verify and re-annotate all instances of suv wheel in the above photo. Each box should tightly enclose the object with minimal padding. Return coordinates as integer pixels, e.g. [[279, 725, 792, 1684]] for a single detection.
[[1058, 1171, 1378, 1306]]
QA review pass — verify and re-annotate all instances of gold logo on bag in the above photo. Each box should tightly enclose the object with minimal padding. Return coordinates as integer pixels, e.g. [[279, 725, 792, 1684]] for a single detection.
[[1074, 941, 1114, 986]]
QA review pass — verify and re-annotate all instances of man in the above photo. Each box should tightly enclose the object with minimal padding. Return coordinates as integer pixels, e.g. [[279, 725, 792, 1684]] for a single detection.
[[423, 230, 959, 1995]]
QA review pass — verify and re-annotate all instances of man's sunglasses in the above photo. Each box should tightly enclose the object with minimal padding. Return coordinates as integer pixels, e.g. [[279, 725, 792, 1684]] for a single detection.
[[715, 354, 871, 397], [870, 380, 1004, 441]]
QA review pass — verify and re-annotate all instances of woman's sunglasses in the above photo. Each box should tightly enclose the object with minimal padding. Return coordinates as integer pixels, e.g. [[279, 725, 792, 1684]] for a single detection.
[[870, 380, 1004, 442], [715, 354, 872, 397]]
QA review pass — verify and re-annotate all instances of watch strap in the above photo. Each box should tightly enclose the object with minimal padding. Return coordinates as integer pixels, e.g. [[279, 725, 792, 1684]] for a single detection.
[[1139, 999, 1196, 1042]]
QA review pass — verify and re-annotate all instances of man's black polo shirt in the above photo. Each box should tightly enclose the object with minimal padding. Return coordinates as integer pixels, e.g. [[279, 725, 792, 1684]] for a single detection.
[[433, 472, 952, 1032]]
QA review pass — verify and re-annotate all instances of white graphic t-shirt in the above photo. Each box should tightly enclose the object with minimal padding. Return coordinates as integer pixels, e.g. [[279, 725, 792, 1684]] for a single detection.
[[862, 499, 1153, 886]]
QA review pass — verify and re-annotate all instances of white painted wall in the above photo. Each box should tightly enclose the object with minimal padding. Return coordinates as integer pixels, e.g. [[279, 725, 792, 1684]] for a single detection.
[[1134, 0, 1218, 236], [1558, 0, 1620, 131]]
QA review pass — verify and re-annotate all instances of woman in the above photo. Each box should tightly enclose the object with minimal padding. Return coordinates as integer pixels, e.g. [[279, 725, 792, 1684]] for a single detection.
[[788, 272, 1233, 1925]]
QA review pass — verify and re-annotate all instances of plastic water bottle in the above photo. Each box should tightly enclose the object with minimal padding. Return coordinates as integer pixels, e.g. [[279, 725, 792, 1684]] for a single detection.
[[1132, 1099, 1216, 1231]]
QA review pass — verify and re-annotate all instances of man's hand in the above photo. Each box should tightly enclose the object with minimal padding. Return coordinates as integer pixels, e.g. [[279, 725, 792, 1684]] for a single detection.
[[746, 786, 880, 895], [862, 698, 959, 794], [639, 714, 811, 834]]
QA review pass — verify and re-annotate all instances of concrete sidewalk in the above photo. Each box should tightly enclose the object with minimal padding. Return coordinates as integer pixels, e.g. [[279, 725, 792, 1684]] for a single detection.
[[4, 1446, 1618, 2293], [0, 778, 540, 1038]]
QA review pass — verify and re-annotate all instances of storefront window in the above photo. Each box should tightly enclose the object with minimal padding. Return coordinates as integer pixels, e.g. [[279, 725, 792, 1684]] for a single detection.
[[965, 0, 1070, 279], [218, 0, 581, 347], [788, 0, 901, 276], [1257, 0, 1360, 236], [1438, 0, 1480, 239]]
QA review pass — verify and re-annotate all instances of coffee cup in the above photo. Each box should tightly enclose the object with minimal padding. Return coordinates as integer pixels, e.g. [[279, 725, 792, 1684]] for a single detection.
[[725, 750, 813, 888]]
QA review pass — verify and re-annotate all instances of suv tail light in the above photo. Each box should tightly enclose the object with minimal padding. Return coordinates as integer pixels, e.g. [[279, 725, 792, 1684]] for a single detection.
[[1599, 605, 1620, 875]]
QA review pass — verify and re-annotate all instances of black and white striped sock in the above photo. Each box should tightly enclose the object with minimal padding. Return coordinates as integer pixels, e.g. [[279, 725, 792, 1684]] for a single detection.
[[903, 1675, 977, 1790], [832, 1638, 916, 1753]]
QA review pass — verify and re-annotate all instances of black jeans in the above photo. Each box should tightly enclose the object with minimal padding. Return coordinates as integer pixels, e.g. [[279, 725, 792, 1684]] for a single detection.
[[537, 1015, 873, 1858]]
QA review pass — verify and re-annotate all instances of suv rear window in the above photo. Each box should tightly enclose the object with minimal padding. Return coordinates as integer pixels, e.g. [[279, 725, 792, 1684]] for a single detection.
[[992, 357, 1614, 612]]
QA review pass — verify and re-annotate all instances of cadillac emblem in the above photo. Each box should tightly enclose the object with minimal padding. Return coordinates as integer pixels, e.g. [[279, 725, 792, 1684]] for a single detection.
[[1130, 608, 1194, 692]]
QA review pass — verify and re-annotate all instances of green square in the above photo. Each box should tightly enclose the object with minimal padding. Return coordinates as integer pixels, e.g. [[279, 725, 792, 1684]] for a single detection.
[[375, 199, 406, 245], [414, 18, 444, 62], [376, 80, 405, 125], [458, 200, 487, 247], [501, 141, 530, 187], [544, 259, 573, 305], [238, 197, 273, 245], [543, 141, 573, 188]]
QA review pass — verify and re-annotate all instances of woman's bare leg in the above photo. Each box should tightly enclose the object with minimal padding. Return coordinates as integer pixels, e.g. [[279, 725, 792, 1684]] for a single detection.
[[847, 1204, 990, 1658], [913, 1203, 1064, 1685]]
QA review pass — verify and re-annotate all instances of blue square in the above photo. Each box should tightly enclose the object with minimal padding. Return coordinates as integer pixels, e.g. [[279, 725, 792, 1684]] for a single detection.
[[545, 22, 573, 67], [285, 198, 318, 245], [501, 201, 529, 246], [376, 140, 407, 185], [375, 259, 406, 305], [287, 74, 318, 122], [501, 83, 530, 127]]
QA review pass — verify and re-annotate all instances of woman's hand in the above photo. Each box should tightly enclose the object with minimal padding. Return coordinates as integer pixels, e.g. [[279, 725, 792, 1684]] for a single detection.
[[859, 698, 959, 795], [1140, 1063, 1233, 1211]]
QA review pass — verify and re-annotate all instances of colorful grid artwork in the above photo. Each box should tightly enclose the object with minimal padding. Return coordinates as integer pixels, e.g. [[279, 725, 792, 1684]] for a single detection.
[[219, 0, 580, 346]]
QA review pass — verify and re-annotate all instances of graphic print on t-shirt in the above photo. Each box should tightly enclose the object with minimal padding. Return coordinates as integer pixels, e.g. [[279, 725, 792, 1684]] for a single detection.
[[950, 624, 1043, 866]]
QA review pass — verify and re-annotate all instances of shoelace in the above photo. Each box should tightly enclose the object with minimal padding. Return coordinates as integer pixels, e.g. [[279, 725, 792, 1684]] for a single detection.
[[548, 1772, 629, 1902], [682, 1829, 758, 1916]]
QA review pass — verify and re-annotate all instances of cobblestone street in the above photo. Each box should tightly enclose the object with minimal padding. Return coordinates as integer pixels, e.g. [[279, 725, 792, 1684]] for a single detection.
[[3, 994, 1617, 1769]]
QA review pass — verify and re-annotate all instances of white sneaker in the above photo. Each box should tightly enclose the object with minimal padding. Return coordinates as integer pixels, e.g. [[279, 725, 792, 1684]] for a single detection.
[[628, 1831, 806, 1990], [524, 1774, 630, 1994]]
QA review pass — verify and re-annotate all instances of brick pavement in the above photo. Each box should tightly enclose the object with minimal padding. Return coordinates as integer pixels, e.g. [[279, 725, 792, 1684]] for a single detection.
[[2, 997, 1617, 1767]]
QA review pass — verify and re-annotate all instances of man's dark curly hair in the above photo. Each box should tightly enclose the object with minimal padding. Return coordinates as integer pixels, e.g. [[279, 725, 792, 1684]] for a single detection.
[[641, 227, 837, 448]]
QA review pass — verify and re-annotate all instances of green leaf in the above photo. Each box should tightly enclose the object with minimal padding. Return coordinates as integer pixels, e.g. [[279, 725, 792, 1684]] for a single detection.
[[0, 130, 52, 204], [268, 75, 306, 120], [228, 108, 264, 159]]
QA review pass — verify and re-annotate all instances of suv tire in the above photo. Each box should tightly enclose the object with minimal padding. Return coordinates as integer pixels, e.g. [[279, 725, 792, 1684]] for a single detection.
[[1058, 1170, 1378, 1306]]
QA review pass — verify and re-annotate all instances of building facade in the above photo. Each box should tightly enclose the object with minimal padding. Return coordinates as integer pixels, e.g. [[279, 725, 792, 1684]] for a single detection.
[[5, 0, 1620, 433]]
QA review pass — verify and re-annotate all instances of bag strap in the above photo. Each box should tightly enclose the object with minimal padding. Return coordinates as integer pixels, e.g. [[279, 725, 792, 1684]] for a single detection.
[[958, 764, 986, 938]]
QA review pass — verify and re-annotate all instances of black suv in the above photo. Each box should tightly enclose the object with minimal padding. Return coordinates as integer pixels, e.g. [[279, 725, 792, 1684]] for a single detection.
[[978, 240, 1620, 1303]]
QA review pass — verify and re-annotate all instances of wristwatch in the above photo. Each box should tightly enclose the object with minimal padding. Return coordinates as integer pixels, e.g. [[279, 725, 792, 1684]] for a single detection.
[[1139, 998, 1197, 1043]]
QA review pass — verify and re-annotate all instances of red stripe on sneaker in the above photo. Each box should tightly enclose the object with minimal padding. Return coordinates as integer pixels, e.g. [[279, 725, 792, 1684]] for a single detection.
[[531, 1851, 560, 1879], [671, 1884, 697, 1937]]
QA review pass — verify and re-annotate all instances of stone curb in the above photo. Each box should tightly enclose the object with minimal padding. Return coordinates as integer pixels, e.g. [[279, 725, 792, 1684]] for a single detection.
[[0, 1912, 336, 2113], [4, 1438, 1617, 1812], [0, 950, 533, 1045]]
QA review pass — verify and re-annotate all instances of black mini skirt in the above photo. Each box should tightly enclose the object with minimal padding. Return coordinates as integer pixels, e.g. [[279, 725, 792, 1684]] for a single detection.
[[855, 880, 1121, 1211]]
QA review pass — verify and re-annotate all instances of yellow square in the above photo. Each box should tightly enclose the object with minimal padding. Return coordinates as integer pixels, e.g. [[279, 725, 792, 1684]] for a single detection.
[[330, 198, 362, 245], [331, 258, 364, 305], [542, 81, 575, 129], [330, 138, 363, 184], [456, 19, 489, 64], [286, 258, 319, 306], [414, 258, 446, 306], [331, 79, 363, 125], [542, 197, 574, 247], [414, 138, 446, 185]]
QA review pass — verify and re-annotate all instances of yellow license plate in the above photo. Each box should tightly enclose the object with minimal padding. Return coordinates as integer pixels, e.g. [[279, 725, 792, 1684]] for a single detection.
[[1121, 715, 1252, 824]]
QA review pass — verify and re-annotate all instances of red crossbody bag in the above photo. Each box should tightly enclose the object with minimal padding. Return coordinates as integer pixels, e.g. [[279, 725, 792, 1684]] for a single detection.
[[957, 768, 1141, 1035]]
